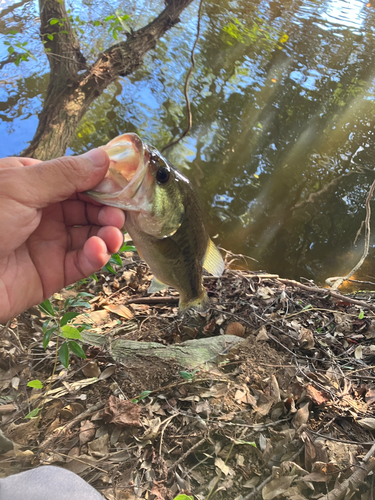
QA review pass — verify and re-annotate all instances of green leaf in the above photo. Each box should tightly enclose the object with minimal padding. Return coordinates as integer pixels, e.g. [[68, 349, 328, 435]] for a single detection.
[[27, 379, 43, 389], [47, 34, 54, 41], [179, 371, 195, 380], [49, 18, 59, 25], [103, 263, 116, 274], [173, 495, 194, 500], [25, 408, 41, 419], [61, 325, 82, 340], [110, 253, 122, 266], [120, 243, 137, 252], [69, 300, 91, 308], [60, 312, 80, 326], [59, 342, 70, 368], [104, 14, 116, 21], [131, 390, 151, 403], [7, 46, 14, 54], [68, 341, 86, 359], [301, 304, 313, 311], [39, 299, 55, 317], [359, 310, 365, 320], [76, 292, 94, 298], [8, 29, 19, 35], [3, 41, 10, 45]]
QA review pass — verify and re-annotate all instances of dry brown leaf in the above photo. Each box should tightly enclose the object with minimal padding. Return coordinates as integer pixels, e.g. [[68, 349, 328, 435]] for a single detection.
[[215, 457, 235, 476], [80, 420, 96, 446], [141, 417, 161, 441], [74, 309, 110, 326], [104, 304, 134, 319], [82, 361, 101, 378], [298, 327, 315, 350], [292, 402, 310, 429], [357, 417, 375, 430], [262, 475, 297, 500], [256, 325, 269, 341], [7, 418, 40, 445], [88, 433, 109, 457], [99, 365, 116, 380], [306, 385, 329, 405], [102, 395, 141, 427]]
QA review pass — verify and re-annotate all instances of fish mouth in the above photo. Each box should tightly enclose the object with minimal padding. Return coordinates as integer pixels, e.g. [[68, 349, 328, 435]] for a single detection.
[[85, 133, 150, 211]]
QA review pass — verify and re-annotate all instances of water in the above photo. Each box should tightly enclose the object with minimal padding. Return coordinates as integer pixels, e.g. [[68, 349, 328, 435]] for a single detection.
[[1, 0, 375, 287]]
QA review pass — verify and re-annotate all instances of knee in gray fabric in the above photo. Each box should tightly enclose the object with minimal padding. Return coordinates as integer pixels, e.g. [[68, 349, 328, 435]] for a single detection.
[[0, 466, 105, 500]]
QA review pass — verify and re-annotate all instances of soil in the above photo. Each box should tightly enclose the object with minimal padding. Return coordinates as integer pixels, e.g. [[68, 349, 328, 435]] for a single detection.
[[1, 250, 375, 500]]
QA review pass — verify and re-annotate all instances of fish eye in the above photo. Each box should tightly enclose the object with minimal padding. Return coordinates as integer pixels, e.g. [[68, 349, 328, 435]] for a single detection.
[[156, 166, 170, 184]]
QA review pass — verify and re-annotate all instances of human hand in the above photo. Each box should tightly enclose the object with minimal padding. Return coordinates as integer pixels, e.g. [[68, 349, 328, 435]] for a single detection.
[[0, 150, 125, 323]]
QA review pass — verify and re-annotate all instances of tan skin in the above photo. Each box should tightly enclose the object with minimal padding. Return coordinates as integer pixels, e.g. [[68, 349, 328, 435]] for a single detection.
[[0, 149, 125, 323]]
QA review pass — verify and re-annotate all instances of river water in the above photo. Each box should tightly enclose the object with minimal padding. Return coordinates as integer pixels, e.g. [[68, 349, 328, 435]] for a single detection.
[[1, 0, 375, 287]]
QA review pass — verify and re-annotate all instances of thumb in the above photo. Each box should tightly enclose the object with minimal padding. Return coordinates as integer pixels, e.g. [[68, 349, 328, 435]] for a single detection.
[[13, 149, 110, 208]]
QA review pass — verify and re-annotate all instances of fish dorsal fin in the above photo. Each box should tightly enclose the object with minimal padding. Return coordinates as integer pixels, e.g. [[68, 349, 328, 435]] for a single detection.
[[148, 276, 169, 294], [203, 239, 225, 277]]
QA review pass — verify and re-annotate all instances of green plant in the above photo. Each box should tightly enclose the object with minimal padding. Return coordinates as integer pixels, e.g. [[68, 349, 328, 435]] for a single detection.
[[104, 9, 131, 41], [39, 293, 92, 368], [25, 293, 92, 419], [103, 241, 137, 273], [3, 30, 36, 66], [179, 369, 199, 380]]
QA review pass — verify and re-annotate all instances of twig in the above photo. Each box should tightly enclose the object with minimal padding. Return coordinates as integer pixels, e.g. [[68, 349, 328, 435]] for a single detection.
[[40, 400, 105, 449], [159, 414, 178, 455], [278, 278, 375, 312], [169, 436, 207, 472], [161, 0, 204, 153], [308, 430, 374, 446], [319, 441, 375, 500], [327, 179, 375, 290], [126, 296, 179, 305]]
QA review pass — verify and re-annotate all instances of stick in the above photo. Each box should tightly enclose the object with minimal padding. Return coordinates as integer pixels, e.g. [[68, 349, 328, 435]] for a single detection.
[[318, 442, 375, 500], [40, 400, 105, 449], [278, 278, 375, 312], [327, 178, 375, 290]]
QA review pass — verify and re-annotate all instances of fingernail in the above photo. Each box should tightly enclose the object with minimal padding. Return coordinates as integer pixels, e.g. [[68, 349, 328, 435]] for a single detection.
[[82, 148, 109, 168]]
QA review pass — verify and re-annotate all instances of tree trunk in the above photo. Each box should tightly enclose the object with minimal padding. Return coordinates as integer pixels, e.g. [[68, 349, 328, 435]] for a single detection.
[[22, 0, 194, 160]]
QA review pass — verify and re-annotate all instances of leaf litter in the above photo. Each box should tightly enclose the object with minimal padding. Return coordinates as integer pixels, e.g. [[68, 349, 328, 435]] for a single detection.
[[1, 250, 375, 499]]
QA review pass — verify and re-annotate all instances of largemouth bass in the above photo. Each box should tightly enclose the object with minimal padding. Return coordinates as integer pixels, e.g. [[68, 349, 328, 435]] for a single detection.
[[86, 133, 224, 311]]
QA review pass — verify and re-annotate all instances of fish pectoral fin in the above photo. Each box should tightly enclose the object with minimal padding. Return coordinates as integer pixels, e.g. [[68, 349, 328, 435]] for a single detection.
[[202, 239, 225, 277], [148, 276, 169, 294]]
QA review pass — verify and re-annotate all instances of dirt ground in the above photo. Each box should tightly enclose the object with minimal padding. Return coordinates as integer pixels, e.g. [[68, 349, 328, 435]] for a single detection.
[[1, 250, 375, 500]]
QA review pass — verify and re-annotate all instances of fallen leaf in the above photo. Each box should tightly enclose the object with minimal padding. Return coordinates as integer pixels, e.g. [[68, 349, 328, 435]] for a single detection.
[[215, 457, 235, 476], [80, 420, 96, 446], [292, 402, 310, 429], [102, 395, 141, 427], [88, 433, 109, 457], [358, 417, 375, 430], [256, 326, 269, 341], [298, 327, 315, 350], [306, 385, 329, 405], [82, 361, 101, 378], [104, 304, 134, 319], [262, 475, 297, 500]]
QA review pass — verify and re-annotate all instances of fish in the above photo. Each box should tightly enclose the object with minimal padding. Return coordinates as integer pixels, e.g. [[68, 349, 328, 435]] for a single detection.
[[85, 133, 224, 311]]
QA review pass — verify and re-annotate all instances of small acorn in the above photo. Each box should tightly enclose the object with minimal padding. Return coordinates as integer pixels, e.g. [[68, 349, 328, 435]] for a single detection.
[[225, 322, 245, 337]]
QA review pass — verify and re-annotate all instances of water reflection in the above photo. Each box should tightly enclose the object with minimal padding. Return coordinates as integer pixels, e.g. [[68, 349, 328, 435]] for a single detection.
[[0, 0, 374, 286]]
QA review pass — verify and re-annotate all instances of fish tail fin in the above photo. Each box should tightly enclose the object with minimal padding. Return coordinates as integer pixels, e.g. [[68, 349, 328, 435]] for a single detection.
[[179, 288, 210, 313]]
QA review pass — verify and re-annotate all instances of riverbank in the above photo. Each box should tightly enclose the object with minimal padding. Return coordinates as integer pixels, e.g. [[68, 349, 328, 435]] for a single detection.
[[1, 251, 375, 499]]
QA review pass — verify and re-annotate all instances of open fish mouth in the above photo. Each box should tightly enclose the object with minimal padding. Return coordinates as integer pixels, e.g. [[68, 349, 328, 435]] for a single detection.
[[85, 133, 149, 211]]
